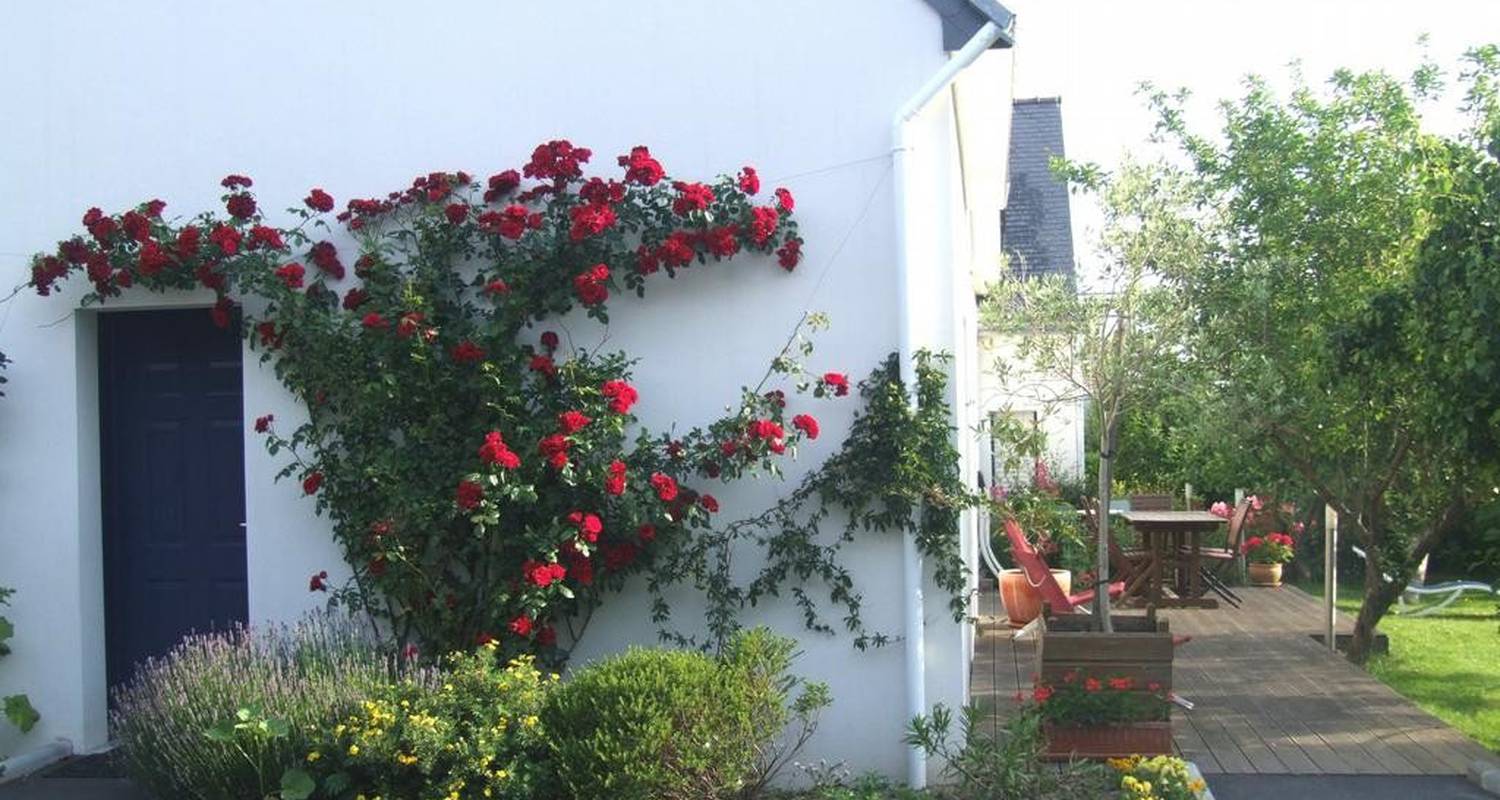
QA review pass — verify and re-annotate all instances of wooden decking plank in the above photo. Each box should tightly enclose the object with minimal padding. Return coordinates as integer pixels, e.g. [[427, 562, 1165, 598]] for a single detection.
[[1241, 713, 1321, 773], [1171, 716, 1224, 772], [1277, 717, 1358, 774], [1194, 717, 1257, 772]]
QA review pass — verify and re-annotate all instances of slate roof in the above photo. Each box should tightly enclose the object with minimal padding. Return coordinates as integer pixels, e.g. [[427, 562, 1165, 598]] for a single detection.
[[920, 0, 1016, 50], [1001, 97, 1075, 280]]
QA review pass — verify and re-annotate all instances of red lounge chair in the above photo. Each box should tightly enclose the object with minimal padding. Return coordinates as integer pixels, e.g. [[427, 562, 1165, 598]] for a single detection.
[[1003, 517, 1125, 614]]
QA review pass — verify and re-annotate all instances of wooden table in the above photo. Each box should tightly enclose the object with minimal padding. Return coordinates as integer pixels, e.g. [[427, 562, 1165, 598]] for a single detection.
[[1112, 510, 1226, 609]]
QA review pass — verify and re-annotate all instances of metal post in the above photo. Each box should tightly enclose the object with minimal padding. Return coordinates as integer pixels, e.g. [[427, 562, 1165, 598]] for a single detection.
[[1324, 505, 1339, 652], [1184, 483, 1193, 510]]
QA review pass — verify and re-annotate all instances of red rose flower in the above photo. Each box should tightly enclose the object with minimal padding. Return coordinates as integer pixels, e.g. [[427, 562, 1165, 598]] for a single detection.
[[478, 431, 521, 469], [704, 226, 740, 258], [137, 241, 169, 275], [304, 188, 335, 212], [309, 570, 329, 592], [483, 279, 510, 296], [671, 181, 715, 215], [209, 297, 233, 328], [650, 472, 678, 502], [442, 203, 467, 225], [309, 241, 344, 279], [572, 264, 610, 306], [254, 414, 274, 433], [775, 187, 795, 213], [569, 202, 617, 241], [539, 434, 570, 470], [143, 199, 166, 218], [540, 331, 559, 351], [523, 139, 592, 183], [777, 238, 803, 271], [302, 471, 324, 495], [658, 231, 696, 268], [275, 262, 306, 289], [557, 410, 591, 435], [524, 559, 567, 588], [450, 340, 485, 363], [567, 510, 603, 542], [481, 205, 531, 239], [823, 372, 850, 397], [226, 193, 257, 220], [700, 494, 720, 513], [618, 146, 665, 186], [221, 174, 253, 189], [792, 414, 819, 439], [176, 225, 201, 258], [257, 321, 282, 349], [635, 244, 661, 275], [638, 524, 657, 543], [604, 541, 639, 571], [537, 625, 557, 647], [483, 170, 520, 202], [530, 354, 557, 379], [83, 208, 117, 244], [509, 615, 534, 638], [362, 312, 389, 330], [455, 479, 485, 510], [604, 460, 627, 495], [122, 212, 153, 242], [342, 288, 369, 310], [396, 312, 424, 338], [475, 631, 497, 646], [248, 225, 285, 251], [601, 380, 638, 414], [738, 166, 760, 195]]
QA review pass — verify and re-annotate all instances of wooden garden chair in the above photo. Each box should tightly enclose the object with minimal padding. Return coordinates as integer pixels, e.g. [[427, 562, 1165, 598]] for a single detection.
[[1128, 493, 1175, 511], [1182, 498, 1249, 607], [1080, 497, 1147, 591]]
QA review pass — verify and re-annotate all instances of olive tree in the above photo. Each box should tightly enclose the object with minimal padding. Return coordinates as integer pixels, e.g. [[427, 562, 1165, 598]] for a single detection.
[[983, 158, 1201, 629]]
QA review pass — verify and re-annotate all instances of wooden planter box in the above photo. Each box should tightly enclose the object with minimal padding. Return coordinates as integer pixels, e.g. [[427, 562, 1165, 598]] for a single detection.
[[1043, 721, 1174, 760], [1037, 612, 1176, 761], [1036, 612, 1174, 694]]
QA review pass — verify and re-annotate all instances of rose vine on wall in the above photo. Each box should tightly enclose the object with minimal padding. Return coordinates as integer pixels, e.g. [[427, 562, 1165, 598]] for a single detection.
[[24, 140, 975, 661]]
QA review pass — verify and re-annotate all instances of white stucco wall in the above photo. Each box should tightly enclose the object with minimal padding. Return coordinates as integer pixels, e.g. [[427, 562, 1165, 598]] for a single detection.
[[0, 0, 1003, 778]]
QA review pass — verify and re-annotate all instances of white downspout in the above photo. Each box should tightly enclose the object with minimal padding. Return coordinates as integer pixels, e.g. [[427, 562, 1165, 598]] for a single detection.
[[892, 19, 1006, 790]]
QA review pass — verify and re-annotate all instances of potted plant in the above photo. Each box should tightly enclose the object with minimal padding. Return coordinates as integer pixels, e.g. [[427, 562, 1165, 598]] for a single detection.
[[1108, 755, 1209, 799], [1030, 669, 1173, 759], [994, 481, 1088, 626], [1242, 531, 1294, 586]]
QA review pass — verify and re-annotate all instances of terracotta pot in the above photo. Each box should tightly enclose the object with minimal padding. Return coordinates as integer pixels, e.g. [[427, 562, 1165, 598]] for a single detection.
[[1043, 721, 1174, 760], [1248, 562, 1283, 587], [999, 568, 1070, 627]]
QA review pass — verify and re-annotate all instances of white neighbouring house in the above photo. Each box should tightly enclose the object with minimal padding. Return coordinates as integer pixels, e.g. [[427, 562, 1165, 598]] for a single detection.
[[0, 1, 1017, 785]]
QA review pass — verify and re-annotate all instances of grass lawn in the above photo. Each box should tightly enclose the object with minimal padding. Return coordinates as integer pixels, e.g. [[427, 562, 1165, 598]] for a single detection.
[[1298, 580, 1500, 752]]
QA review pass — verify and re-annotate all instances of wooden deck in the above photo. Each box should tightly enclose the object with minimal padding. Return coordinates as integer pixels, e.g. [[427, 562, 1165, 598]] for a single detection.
[[971, 584, 1496, 774]]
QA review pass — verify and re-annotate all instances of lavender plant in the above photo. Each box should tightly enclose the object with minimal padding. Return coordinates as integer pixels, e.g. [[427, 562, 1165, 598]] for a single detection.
[[110, 611, 407, 800]]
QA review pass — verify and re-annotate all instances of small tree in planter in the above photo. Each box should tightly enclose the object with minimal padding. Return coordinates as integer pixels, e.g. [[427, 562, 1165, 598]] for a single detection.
[[983, 157, 1201, 631]]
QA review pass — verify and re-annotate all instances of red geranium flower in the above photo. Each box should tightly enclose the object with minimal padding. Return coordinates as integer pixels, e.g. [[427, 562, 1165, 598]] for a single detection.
[[302, 471, 324, 495], [1033, 685, 1054, 703], [304, 188, 335, 212], [650, 472, 678, 502], [455, 479, 485, 510], [1084, 677, 1102, 692], [1108, 677, 1133, 691]]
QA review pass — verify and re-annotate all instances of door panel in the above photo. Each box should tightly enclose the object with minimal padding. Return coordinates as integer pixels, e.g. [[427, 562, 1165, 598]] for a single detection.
[[100, 309, 247, 689]]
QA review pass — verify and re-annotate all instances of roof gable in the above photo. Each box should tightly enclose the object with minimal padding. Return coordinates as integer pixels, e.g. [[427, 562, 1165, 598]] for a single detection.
[[920, 0, 1015, 50]]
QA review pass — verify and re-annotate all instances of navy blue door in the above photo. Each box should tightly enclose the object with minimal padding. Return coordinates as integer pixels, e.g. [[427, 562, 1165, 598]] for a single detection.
[[101, 309, 247, 689]]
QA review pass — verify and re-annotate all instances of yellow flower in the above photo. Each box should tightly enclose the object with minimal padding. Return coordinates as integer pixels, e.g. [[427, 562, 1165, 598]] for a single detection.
[[522, 715, 539, 728], [396, 753, 418, 766], [305, 751, 321, 763], [347, 744, 360, 756]]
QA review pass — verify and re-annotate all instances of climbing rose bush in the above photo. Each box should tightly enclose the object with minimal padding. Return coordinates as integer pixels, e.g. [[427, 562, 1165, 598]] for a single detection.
[[28, 141, 831, 660]]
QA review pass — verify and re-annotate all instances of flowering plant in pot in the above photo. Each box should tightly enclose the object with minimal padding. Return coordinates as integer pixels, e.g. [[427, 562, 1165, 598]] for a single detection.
[[1108, 755, 1208, 800], [1242, 532, 1295, 587], [1028, 671, 1173, 759]]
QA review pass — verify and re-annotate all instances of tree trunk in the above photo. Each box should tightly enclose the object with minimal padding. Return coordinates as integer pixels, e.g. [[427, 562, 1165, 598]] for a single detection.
[[1093, 413, 1119, 633], [1347, 544, 1404, 665]]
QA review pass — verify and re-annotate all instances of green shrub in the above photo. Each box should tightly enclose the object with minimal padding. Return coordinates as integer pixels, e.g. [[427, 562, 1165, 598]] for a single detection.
[[905, 705, 1108, 799], [300, 644, 551, 800], [545, 628, 829, 800], [110, 612, 396, 800]]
